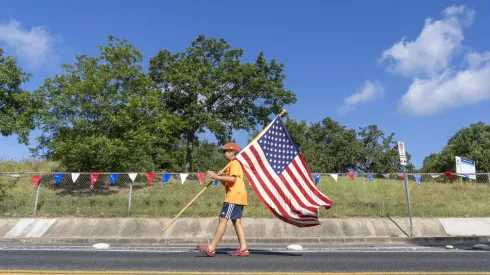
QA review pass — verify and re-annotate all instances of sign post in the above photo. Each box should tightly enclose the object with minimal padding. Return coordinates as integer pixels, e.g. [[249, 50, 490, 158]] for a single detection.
[[398, 141, 413, 237]]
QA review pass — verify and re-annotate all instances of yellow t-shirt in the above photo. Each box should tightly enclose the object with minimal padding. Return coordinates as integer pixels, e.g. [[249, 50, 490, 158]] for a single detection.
[[223, 159, 248, 206]]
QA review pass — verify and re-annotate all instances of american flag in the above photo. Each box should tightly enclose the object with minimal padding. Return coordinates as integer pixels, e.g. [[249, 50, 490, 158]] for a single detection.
[[235, 115, 333, 227]]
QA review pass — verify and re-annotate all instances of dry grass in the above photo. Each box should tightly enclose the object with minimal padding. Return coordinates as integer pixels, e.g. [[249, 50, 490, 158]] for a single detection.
[[1, 168, 489, 218]]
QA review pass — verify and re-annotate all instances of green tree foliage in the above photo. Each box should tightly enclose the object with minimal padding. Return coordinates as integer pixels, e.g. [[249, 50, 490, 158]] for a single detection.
[[149, 35, 297, 172], [32, 36, 180, 172], [421, 122, 490, 172], [284, 117, 414, 173], [357, 125, 415, 173], [0, 49, 36, 144]]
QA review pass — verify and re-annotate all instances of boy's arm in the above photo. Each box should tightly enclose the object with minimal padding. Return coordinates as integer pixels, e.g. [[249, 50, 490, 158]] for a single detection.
[[207, 171, 236, 183]]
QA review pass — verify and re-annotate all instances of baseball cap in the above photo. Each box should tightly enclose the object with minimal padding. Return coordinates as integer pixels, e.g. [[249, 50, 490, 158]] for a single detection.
[[219, 142, 240, 152]]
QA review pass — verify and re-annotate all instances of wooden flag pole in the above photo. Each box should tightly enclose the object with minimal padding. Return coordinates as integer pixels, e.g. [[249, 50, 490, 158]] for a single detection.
[[161, 109, 287, 233]]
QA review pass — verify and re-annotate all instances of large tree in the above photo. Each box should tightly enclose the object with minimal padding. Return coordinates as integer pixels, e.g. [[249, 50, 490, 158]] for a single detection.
[[149, 35, 297, 172], [0, 49, 36, 144], [284, 117, 360, 173], [357, 125, 415, 173], [421, 122, 490, 172], [32, 36, 179, 171]]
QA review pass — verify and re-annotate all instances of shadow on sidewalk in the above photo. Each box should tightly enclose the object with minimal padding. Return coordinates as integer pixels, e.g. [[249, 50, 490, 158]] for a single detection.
[[194, 248, 302, 257]]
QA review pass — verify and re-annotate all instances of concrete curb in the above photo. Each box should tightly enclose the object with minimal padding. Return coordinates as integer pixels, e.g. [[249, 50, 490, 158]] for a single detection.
[[1, 236, 489, 245]]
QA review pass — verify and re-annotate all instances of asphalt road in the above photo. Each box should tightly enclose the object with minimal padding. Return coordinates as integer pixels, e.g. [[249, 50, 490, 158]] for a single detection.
[[0, 244, 489, 274]]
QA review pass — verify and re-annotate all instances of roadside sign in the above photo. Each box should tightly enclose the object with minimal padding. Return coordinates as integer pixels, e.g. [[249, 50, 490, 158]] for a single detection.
[[398, 141, 407, 166], [455, 156, 476, 180]]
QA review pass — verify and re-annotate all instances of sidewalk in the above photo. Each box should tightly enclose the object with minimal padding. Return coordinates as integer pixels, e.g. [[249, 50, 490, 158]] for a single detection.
[[1, 217, 490, 245]]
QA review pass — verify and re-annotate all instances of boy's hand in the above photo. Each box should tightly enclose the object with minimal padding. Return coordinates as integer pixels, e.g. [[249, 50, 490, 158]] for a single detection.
[[206, 171, 218, 179]]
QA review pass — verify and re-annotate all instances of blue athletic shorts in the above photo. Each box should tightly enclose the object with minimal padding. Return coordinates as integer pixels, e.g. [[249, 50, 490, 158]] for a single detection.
[[220, 202, 244, 220]]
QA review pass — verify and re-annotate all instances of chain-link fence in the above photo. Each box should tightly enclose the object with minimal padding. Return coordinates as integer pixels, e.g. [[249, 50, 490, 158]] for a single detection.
[[0, 172, 489, 219]]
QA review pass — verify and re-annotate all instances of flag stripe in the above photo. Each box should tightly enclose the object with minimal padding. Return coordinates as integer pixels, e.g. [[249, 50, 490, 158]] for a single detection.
[[286, 163, 330, 207], [292, 157, 333, 205], [239, 150, 297, 219], [252, 146, 320, 214], [248, 146, 319, 219], [240, 147, 318, 220]]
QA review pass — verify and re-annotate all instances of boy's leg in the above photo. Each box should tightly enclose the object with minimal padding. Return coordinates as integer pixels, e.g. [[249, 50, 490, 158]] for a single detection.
[[207, 202, 235, 251], [207, 217, 227, 251], [232, 218, 248, 250]]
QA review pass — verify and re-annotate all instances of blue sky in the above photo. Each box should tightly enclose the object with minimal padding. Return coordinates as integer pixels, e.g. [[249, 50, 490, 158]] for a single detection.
[[1, 0, 490, 170]]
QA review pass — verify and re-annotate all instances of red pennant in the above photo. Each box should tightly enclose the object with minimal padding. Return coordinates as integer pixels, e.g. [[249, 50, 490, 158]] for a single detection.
[[146, 172, 155, 186], [444, 171, 454, 182], [90, 174, 100, 186], [32, 175, 41, 186], [347, 172, 354, 180], [397, 174, 405, 180], [197, 173, 205, 185]]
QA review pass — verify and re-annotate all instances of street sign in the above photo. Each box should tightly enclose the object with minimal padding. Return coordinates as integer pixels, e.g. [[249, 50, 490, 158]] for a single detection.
[[398, 141, 407, 166]]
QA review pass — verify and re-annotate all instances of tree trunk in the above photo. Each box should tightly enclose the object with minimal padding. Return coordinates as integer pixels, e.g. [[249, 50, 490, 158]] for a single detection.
[[185, 132, 195, 172]]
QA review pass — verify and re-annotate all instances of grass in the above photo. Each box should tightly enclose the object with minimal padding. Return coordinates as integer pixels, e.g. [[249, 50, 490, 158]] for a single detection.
[[1, 169, 490, 218]]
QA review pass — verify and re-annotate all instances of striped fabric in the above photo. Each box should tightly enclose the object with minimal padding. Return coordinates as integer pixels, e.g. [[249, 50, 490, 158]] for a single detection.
[[235, 115, 333, 227]]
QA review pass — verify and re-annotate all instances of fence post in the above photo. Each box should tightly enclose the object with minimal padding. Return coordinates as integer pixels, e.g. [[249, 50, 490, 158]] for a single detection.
[[128, 182, 133, 215], [33, 182, 41, 217], [403, 166, 413, 237]]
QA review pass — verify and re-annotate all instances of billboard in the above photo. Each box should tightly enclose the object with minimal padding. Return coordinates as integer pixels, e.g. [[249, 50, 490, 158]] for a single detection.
[[455, 156, 476, 180]]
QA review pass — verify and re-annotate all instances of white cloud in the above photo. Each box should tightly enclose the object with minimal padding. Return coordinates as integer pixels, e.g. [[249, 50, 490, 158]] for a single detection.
[[398, 61, 490, 116], [378, 5, 474, 78], [378, 5, 490, 116], [0, 19, 61, 69], [339, 81, 384, 115]]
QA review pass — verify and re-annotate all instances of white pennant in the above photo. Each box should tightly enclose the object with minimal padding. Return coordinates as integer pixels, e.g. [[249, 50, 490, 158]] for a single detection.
[[329, 174, 338, 182], [128, 173, 137, 182], [180, 173, 189, 184], [382, 173, 390, 179], [71, 173, 80, 182], [430, 174, 441, 178]]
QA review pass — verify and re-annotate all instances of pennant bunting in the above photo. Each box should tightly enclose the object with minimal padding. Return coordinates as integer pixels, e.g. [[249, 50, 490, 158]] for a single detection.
[[365, 173, 373, 181], [128, 173, 137, 182], [146, 172, 155, 186], [10, 174, 20, 179], [110, 174, 119, 185], [413, 174, 422, 186], [430, 174, 441, 178], [32, 175, 41, 186], [53, 173, 63, 185], [444, 171, 454, 182], [71, 173, 80, 183], [381, 173, 389, 179], [90, 174, 99, 188], [347, 172, 355, 180], [329, 174, 338, 182], [397, 173, 405, 180], [162, 173, 171, 184], [313, 174, 321, 185], [214, 179, 219, 186], [197, 173, 205, 185], [180, 173, 188, 185]]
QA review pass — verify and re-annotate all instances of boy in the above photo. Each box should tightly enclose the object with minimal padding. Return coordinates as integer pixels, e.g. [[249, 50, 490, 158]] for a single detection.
[[197, 142, 249, 257]]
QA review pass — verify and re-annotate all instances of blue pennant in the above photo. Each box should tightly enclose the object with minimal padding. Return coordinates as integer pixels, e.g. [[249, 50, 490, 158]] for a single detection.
[[110, 174, 119, 185], [162, 173, 171, 184], [53, 173, 63, 185], [413, 174, 422, 186], [365, 173, 373, 181], [214, 179, 219, 186], [313, 174, 321, 185]]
